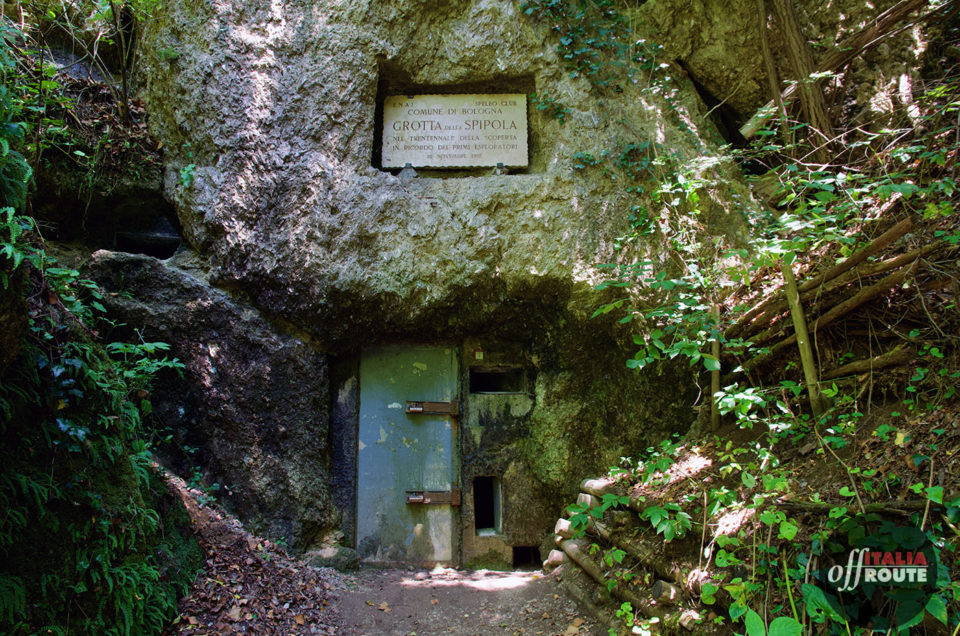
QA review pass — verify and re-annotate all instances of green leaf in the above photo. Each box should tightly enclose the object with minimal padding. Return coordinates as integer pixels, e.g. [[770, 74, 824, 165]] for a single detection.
[[895, 600, 924, 632], [744, 609, 765, 636], [778, 520, 798, 541], [925, 486, 944, 504], [45, 267, 77, 277], [702, 354, 721, 371], [716, 549, 739, 567], [767, 617, 802, 636], [642, 505, 667, 527], [701, 583, 718, 605], [801, 584, 844, 623], [728, 602, 749, 621], [741, 472, 757, 488], [590, 300, 623, 318], [608, 548, 625, 564], [838, 486, 856, 497], [661, 522, 675, 541], [925, 594, 948, 625]]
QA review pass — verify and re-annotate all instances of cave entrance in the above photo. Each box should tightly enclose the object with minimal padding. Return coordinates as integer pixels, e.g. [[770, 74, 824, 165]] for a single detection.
[[356, 345, 460, 565]]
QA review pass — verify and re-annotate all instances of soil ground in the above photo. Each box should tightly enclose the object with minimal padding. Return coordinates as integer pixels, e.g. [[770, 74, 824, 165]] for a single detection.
[[331, 566, 602, 636], [163, 472, 602, 635]]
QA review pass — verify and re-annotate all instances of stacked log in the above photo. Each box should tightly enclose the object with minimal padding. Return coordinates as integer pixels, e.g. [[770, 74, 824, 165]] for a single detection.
[[545, 477, 714, 634]]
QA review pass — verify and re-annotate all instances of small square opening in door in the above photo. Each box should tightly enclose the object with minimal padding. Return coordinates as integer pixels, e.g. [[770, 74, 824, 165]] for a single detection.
[[473, 476, 501, 535]]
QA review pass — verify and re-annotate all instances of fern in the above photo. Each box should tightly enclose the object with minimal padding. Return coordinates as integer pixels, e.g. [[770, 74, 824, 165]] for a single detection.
[[0, 575, 25, 624]]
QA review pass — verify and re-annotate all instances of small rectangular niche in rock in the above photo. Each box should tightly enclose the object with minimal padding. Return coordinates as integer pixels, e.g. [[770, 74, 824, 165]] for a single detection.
[[381, 94, 527, 169]]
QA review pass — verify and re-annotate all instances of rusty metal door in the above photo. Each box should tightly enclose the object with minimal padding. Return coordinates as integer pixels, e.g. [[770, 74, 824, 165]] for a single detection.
[[356, 345, 459, 564]]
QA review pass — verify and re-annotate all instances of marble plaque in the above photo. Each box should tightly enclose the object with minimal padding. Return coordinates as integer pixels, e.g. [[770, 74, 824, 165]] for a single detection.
[[381, 94, 528, 169]]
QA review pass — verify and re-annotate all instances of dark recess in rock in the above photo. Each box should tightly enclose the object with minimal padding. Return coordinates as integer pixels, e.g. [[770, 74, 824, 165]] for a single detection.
[[677, 59, 749, 147]]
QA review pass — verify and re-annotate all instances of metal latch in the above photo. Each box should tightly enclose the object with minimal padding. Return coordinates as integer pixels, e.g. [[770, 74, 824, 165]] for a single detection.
[[405, 489, 461, 506], [405, 401, 459, 415]]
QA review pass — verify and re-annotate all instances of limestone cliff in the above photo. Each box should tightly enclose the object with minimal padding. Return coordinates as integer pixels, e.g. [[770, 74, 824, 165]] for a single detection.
[[107, 0, 757, 552], [139, 0, 747, 340]]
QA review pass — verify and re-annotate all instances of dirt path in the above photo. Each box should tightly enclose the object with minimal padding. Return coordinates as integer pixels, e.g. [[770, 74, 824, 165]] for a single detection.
[[164, 473, 602, 635], [330, 567, 603, 636]]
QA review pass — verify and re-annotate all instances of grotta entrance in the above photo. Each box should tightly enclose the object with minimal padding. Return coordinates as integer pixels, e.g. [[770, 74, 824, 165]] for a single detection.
[[350, 342, 553, 568], [356, 345, 460, 565]]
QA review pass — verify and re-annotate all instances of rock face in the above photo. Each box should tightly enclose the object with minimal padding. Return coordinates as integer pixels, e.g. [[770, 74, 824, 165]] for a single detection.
[[84, 250, 338, 550], [126, 0, 747, 556], [633, 0, 925, 126], [139, 0, 747, 345]]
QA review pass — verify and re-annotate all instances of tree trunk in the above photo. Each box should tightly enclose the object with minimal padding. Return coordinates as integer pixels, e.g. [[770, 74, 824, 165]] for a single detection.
[[557, 539, 666, 619], [742, 0, 932, 138], [822, 345, 913, 380], [652, 580, 682, 605], [770, 0, 835, 157], [727, 215, 913, 341], [711, 304, 721, 428], [782, 257, 823, 418], [756, 0, 792, 145]]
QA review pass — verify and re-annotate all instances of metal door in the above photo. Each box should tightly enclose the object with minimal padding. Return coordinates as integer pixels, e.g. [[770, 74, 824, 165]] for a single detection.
[[356, 345, 459, 564]]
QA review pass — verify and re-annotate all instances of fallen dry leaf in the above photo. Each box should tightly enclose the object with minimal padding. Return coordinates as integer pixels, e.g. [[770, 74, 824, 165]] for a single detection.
[[378, 601, 391, 613], [430, 598, 439, 605], [158, 471, 342, 634]]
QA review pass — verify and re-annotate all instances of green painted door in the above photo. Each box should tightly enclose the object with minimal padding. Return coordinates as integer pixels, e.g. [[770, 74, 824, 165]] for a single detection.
[[356, 345, 459, 564]]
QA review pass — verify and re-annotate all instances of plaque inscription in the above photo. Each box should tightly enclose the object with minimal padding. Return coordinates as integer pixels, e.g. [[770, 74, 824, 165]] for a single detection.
[[381, 94, 528, 169]]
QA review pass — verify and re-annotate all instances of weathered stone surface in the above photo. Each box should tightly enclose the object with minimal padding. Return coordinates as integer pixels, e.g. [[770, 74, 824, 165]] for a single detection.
[[84, 250, 338, 550], [139, 0, 749, 346], [633, 0, 925, 125], [634, 0, 769, 120]]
